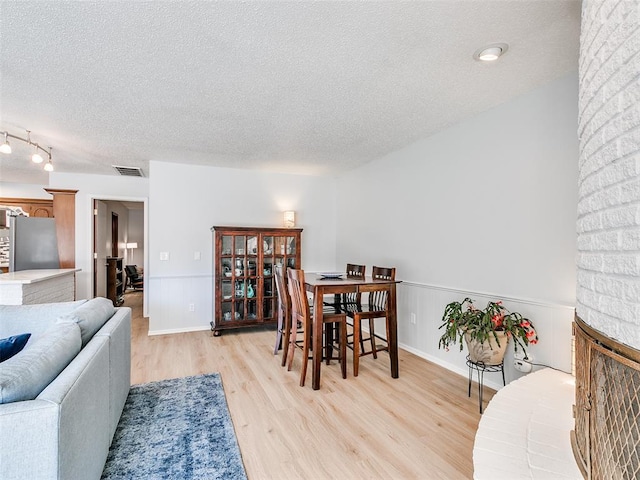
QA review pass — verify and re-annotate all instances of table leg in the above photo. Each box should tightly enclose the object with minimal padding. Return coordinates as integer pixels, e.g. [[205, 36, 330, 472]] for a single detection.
[[387, 284, 399, 378], [312, 286, 324, 390]]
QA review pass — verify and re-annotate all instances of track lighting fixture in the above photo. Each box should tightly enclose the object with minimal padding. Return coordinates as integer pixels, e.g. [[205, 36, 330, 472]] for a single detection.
[[45, 147, 54, 171], [44, 147, 54, 171], [0, 132, 11, 154], [0, 129, 53, 172], [32, 151, 44, 163], [32, 145, 43, 164]]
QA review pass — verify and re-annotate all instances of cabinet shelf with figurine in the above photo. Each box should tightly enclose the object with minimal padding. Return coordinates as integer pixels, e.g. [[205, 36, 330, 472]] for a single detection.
[[211, 226, 302, 336]]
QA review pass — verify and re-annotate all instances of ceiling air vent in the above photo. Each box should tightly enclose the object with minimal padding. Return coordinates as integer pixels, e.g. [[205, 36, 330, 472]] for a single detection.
[[113, 165, 144, 177]]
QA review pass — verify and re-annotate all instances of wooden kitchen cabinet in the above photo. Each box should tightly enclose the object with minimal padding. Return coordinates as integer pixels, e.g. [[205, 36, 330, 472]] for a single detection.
[[0, 197, 53, 218]]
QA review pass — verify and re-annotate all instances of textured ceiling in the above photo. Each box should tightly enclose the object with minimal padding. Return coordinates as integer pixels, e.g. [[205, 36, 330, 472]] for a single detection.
[[0, 0, 581, 184]]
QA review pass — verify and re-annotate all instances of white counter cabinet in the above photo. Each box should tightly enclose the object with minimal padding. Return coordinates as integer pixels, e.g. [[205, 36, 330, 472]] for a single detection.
[[0, 269, 80, 305]]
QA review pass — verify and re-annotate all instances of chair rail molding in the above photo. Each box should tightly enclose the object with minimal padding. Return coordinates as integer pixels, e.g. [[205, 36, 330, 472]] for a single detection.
[[395, 281, 575, 391]]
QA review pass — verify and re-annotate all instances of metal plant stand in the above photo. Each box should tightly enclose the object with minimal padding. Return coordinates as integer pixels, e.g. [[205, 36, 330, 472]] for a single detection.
[[466, 356, 506, 413]]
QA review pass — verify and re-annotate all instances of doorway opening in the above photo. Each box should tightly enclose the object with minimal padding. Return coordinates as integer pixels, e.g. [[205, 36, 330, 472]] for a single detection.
[[92, 199, 145, 313]]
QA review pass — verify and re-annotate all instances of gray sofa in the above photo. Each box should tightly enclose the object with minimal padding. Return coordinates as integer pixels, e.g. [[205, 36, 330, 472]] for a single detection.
[[0, 298, 131, 480]]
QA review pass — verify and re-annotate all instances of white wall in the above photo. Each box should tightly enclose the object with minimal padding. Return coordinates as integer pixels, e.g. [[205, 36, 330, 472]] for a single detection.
[[336, 73, 579, 388], [0, 182, 53, 199], [127, 208, 144, 266], [147, 161, 337, 334]]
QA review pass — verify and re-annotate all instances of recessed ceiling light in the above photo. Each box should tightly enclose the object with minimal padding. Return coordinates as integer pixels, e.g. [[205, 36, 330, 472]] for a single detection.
[[474, 43, 509, 62]]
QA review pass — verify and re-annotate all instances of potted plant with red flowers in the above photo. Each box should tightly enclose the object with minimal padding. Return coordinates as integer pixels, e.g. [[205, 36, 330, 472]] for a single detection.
[[438, 297, 538, 365]]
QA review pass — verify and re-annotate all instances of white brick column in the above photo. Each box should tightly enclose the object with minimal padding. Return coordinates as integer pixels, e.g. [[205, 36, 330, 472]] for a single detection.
[[577, 0, 640, 347]]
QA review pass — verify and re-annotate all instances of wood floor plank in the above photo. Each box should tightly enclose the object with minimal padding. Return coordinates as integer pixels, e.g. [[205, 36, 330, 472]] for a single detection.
[[125, 291, 494, 479]]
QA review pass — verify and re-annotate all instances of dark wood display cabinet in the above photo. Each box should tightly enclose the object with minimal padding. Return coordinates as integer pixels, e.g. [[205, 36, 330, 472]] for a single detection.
[[211, 226, 302, 336]]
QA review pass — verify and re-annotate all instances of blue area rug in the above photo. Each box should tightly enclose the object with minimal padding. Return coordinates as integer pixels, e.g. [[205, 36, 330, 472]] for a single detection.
[[102, 373, 247, 479]]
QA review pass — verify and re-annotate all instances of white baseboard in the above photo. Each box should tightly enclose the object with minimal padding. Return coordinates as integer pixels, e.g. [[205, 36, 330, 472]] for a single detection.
[[148, 325, 211, 336], [399, 342, 505, 391]]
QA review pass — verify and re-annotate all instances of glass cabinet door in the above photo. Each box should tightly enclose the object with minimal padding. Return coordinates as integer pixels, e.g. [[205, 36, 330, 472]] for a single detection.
[[220, 235, 234, 323], [272, 234, 298, 268], [285, 235, 297, 268], [261, 235, 276, 321], [245, 234, 258, 320], [233, 235, 246, 321]]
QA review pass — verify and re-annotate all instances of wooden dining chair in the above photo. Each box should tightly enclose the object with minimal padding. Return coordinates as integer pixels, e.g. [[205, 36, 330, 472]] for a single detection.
[[349, 266, 396, 376], [286, 268, 348, 387], [273, 264, 292, 366], [324, 263, 366, 312], [343, 263, 365, 303]]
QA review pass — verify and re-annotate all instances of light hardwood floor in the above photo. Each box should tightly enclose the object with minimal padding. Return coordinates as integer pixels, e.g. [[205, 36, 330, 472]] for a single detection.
[[125, 291, 495, 479]]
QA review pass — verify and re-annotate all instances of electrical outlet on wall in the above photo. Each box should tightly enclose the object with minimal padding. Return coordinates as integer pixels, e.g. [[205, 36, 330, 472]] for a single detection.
[[514, 351, 532, 373]]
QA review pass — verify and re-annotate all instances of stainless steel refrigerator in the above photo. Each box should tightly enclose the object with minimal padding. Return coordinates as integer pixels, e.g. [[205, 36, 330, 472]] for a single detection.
[[9, 216, 60, 271]]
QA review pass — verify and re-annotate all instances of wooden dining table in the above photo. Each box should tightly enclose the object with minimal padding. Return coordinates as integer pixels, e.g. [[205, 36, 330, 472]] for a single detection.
[[304, 273, 401, 390]]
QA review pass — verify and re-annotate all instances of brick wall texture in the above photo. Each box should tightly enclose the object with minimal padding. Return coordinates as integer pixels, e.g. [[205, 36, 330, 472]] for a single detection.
[[577, 0, 640, 347]]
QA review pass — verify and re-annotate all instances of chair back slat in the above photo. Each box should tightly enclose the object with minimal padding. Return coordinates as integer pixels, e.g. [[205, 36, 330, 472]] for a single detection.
[[273, 264, 293, 364], [274, 265, 291, 315], [346, 263, 366, 278], [343, 263, 366, 305], [369, 266, 396, 308], [372, 266, 395, 281], [287, 268, 310, 327]]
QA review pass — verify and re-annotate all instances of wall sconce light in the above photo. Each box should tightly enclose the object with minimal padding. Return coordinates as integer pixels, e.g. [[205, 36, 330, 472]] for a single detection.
[[283, 211, 296, 228]]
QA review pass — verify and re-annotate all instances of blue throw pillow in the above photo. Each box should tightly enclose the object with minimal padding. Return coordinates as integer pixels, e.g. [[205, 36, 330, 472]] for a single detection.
[[0, 333, 31, 362]]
